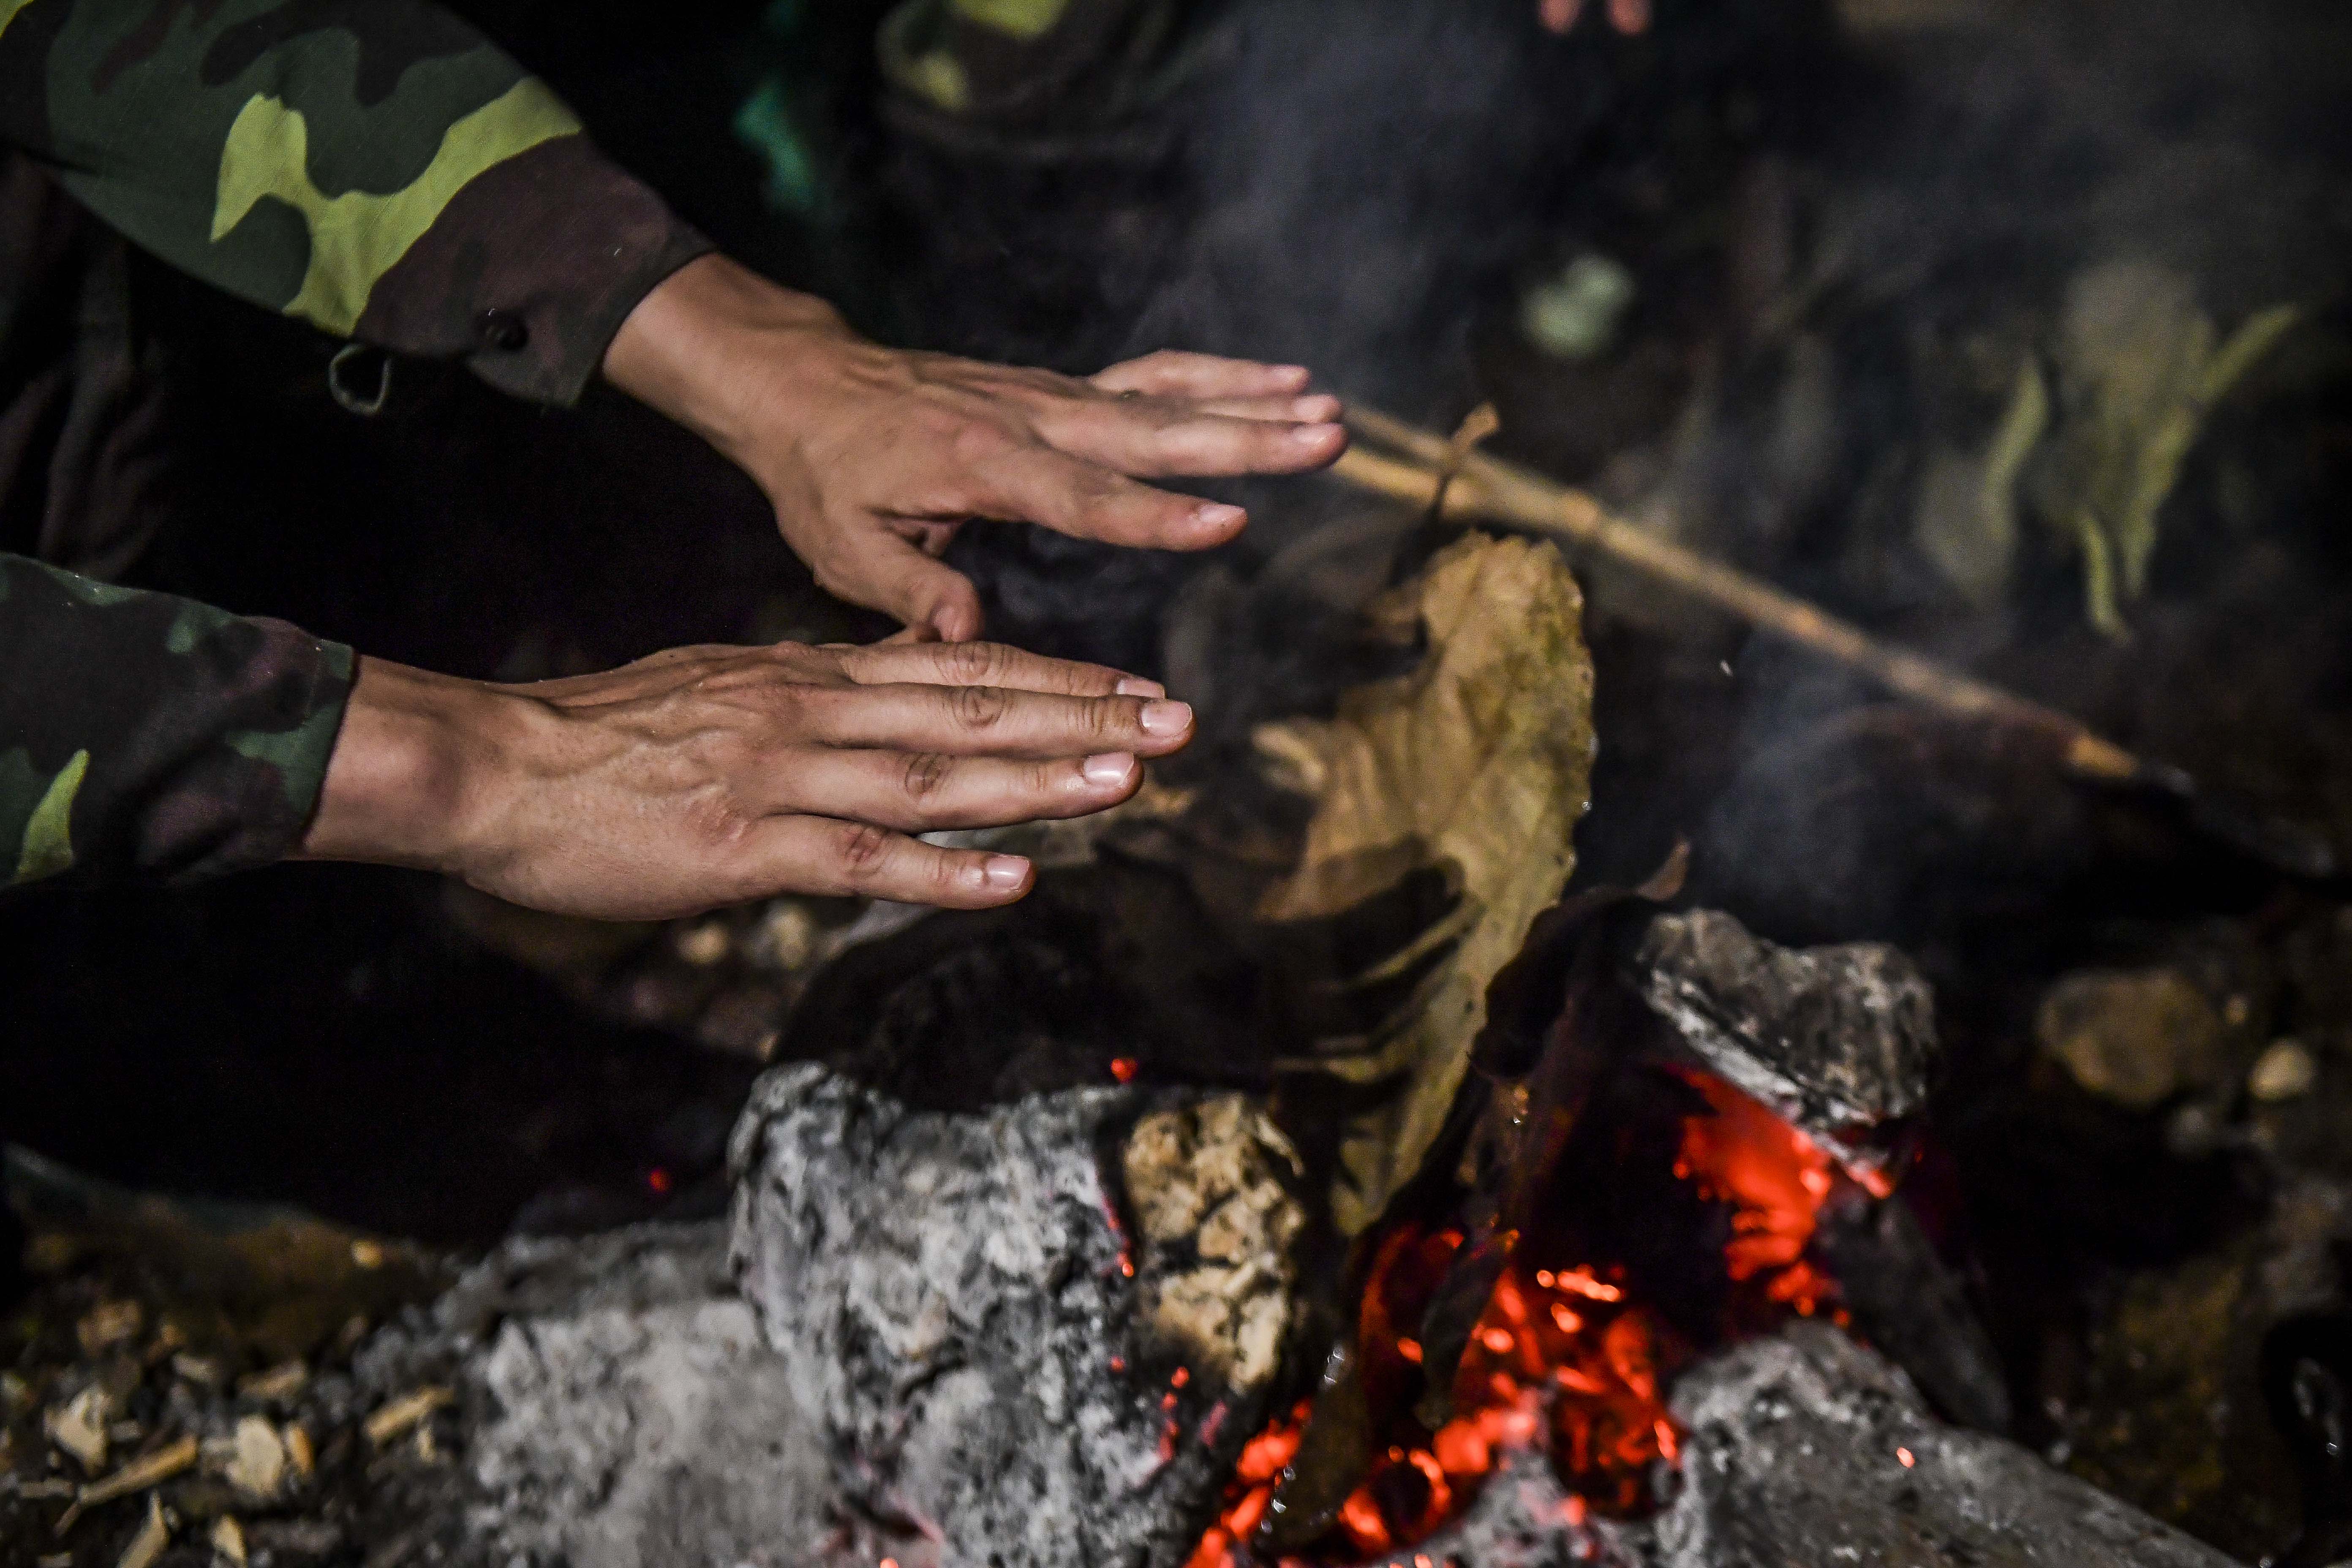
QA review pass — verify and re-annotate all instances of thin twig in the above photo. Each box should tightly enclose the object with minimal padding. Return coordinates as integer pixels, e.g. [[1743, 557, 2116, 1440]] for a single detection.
[[1334, 408, 2142, 783]]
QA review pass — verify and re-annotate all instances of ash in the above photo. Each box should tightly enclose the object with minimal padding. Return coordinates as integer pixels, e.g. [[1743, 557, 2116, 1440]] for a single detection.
[[725, 1065, 1304, 1568]]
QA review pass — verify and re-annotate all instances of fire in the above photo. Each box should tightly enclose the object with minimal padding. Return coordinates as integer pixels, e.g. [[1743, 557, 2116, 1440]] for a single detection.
[[1186, 1066, 1859, 1567]]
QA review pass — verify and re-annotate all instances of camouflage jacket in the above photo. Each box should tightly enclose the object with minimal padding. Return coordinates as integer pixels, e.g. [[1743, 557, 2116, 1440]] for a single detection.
[[0, 0, 714, 890]]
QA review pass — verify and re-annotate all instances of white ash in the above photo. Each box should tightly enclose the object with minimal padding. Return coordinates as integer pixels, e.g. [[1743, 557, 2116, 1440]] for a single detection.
[[726, 1063, 1307, 1568]]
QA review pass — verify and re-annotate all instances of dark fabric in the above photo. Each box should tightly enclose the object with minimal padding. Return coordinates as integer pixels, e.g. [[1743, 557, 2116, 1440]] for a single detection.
[[356, 134, 712, 406], [879, 0, 1190, 128], [0, 0, 710, 406], [0, 0, 728, 890], [0, 153, 173, 577], [0, 553, 354, 890]]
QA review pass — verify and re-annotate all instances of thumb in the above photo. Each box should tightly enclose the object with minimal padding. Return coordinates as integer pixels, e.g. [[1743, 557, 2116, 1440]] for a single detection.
[[812, 526, 987, 642]]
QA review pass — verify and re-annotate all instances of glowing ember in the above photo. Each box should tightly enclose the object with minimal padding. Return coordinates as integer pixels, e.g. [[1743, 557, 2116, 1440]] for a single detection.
[[1187, 1065, 1862, 1566]]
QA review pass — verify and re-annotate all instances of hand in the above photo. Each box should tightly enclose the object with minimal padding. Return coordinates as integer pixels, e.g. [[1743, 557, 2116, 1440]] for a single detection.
[[297, 639, 1195, 920], [1539, 0, 1650, 33], [602, 255, 1348, 640]]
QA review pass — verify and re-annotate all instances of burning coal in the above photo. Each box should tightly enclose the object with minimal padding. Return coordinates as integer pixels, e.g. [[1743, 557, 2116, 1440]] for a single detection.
[[1189, 1064, 1867, 1567]]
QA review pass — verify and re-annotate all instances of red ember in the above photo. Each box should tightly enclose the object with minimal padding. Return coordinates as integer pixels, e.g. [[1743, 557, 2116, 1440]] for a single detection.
[[1185, 1065, 1861, 1566]]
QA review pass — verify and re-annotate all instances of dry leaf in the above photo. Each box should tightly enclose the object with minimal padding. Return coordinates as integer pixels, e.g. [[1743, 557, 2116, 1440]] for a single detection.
[[1254, 534, 1595, 1237]]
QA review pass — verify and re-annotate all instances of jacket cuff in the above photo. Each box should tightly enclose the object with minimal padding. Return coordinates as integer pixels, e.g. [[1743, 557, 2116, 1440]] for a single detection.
[[355, 134, 715, 407]]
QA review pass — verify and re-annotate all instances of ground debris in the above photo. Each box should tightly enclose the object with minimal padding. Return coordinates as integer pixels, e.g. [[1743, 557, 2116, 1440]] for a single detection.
[[362, 1389, 452, 1449], [114, 1494, 169, 1568]]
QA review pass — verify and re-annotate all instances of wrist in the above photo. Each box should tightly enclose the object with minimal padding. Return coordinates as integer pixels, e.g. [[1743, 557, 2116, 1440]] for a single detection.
[[296, 656, 525, 876], [602, 253, 857, 465]]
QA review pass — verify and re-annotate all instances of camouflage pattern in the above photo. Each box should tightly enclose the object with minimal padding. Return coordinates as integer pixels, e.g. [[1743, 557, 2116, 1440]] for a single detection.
[[0, 0, 710, 405], [880, 0, 1188, 128], [0, 552, 351, 887], [0, 0, 725, 890]]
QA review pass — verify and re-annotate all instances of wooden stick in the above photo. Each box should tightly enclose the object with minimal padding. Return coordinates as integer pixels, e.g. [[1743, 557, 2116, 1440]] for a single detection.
[[1335, 408, 2144, 784]]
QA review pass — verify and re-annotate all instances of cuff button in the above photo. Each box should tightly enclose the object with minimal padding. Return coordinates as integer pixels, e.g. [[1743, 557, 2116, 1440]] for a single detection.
[[476, 308, 529, 351]]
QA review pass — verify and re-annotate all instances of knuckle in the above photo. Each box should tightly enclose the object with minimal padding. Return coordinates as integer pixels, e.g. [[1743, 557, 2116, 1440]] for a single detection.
[[936, 640, 999, 686], [950, 420, 1016, 467], [900, 751, 955, 802], [683, 792, 756, 851], [947, 683, 1012, 729], [833, 822, 897, 881]]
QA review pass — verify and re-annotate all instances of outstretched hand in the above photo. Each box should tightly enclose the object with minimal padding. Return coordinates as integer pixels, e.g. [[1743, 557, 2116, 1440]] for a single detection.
[[299, 639, 1194, 920], [604, 255, 1348, 641]]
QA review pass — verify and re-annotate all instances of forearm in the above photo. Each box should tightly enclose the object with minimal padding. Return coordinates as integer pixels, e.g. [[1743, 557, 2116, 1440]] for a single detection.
[[294, 657, 514, 876], [0, 554, 352, 888], [0, 0, 709, 404]]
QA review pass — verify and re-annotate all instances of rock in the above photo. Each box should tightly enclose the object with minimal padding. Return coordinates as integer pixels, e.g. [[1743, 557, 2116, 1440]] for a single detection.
[[2037, 968, 2227, 1110], [727, 1063, 1305, 1568], [1632, 909, 1936, 1175], [1656, 1325, 2240, 1567]]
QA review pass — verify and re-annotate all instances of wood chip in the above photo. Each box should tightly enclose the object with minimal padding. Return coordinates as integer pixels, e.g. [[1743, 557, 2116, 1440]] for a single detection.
[[284, 1423, 315, 1478], [363, 1388, 453, 1448], [44, 1386, 109, 1470], [172, 1354, 226, 1389], [212, 1516, 248, 1566], [223, 1418, 286, 1500], [116, 1494, 170, 1568], [237, 1361, 308, 1403], [55, 1433, 199, 1534]]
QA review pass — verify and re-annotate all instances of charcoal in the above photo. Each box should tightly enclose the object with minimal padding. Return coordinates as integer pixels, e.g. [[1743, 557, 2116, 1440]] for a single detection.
[[726, 1064, 1307, 1568], [1631, 909, 1936, 1173], [1653, 1324, 2240, 1568], [1811, 1192, 2013, 1434]]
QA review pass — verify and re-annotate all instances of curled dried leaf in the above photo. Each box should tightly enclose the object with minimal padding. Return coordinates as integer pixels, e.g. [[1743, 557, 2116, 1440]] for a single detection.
[[1255, 534, 1596, 1240]]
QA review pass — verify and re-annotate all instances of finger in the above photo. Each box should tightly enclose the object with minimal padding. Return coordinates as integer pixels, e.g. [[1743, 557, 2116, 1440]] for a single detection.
[[1540, 0, 1582, 33], [974, 444, 1249, 550], [1092, 351, 1314, 400], [802, 681, 1196, 760], [762, 748, 1142, 831], [1186, 393, 1345, 424], [741, 816, 1034, 909], [1607, 0, 1648, 31], [837, 639, 1162, 699], [1035, 405, 1348, 479], [800, 524, 986, 642]]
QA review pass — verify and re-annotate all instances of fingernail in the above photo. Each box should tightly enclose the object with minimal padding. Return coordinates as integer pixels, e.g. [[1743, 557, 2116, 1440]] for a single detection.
[[984, 855, 1030, 891], [1082, 753, 1137, 787], [1140, 700, 1193, 737], [1116, 677, 1166, 698], [1192, 503, 1246, 532], [1294, 395, 1343, 421], [1292, 422, 1343, 446]]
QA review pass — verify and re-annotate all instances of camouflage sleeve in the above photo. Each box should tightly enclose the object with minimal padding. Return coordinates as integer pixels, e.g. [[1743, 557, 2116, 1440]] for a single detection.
[[0, 553, 352, 888], [0, 0, 711, 405]]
